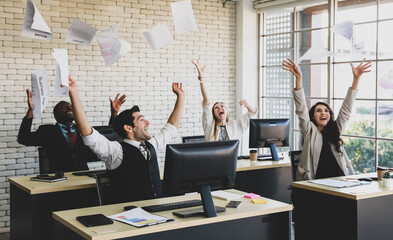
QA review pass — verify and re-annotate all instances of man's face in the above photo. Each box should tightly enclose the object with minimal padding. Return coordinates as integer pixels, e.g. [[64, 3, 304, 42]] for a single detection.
[[55, 102, 74, 124], [130, 112, 151, 141]]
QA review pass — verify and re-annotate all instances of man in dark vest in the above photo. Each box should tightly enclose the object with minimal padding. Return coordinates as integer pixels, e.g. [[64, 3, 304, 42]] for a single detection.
[[68, 76, 185, 203], [18, 89, 126, 173]]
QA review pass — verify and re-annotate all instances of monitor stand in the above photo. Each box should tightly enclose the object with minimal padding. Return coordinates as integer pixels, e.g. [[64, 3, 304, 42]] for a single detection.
[[172, 185, 226, 218], [269, 143, 280, 161]]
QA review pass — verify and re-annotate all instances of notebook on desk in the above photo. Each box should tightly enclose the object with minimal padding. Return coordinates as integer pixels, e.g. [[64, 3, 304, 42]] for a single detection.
[[309, 179, 370, 188]]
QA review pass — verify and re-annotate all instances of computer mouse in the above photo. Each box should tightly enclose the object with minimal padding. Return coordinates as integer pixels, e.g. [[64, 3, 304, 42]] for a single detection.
[[123, 205, 138, 211], [357, 177, 373, 182]]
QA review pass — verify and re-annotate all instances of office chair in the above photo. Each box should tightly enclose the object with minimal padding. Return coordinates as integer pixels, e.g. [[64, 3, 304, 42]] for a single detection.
[[290, 150, 302, 182], [94, 172, 115, 206], [93, 125, 123, 142], [181, 135, 205, 143], [38, 147, 51, 174]]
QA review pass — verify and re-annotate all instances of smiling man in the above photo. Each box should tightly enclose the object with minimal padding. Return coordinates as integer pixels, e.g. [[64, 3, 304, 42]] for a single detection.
[[68, 76, 185, 203]]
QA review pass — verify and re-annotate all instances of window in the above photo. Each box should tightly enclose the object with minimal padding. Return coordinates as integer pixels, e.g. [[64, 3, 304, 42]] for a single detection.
[[259, 0, 393, 173]]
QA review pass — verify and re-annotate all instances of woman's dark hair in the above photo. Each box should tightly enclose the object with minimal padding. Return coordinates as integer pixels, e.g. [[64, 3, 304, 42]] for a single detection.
[[212, 102, 229, 140], [309, 102, 343, 153]]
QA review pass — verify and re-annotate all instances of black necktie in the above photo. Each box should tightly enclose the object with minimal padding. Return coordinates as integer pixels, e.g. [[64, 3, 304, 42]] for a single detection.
[[139, 142, 151, 163]]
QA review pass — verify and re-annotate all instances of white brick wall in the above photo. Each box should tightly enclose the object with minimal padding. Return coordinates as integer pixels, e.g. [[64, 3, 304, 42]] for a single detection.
[[0, 0, 236, 231]]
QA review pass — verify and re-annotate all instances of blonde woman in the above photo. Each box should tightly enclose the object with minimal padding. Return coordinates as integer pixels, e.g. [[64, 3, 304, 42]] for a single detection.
[[192, 60, 258, 141]]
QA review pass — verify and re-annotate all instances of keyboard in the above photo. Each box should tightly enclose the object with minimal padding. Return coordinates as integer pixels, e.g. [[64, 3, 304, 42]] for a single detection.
[[72, 169, 107, 176], [238, 154, 271, 159], [136, 199, 203, 212]]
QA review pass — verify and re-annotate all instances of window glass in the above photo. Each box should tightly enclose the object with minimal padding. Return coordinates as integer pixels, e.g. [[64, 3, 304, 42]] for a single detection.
[[379, 0, 393, 20], [333, 63, 375, 99], [295, 1, 329, 30], [378, 140, 393, 168], [265, 66, 293, 97], [343, 136, 375, 173], [297, 29, 329, 64], [265, 33, 293, 66], [299, 64, 328, 98], [377, 101, 393, 139], [265, 12, 293, 35], [378, 61, 393, 99], [337, 0, 377, 24], [378, 21, 393, 60], [334, 100, 375, 137]]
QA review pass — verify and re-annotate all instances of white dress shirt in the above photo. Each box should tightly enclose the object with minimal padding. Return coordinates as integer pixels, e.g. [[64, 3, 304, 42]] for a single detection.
[[82, 123, 177, 170]]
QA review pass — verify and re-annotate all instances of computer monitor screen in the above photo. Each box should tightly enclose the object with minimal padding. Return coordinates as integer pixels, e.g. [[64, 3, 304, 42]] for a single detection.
[[249, 119, 290, 161], [163, 140, 239, 217]]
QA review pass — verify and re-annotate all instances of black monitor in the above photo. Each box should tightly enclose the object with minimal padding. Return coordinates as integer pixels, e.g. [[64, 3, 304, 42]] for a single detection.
[[163, 140, 239, 218], [249, 119, 290, 161]]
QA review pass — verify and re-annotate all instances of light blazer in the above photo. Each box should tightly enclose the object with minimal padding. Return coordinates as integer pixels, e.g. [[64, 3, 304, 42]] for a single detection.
[[201, 103, 257, 141], [293, 88, 356, 181]]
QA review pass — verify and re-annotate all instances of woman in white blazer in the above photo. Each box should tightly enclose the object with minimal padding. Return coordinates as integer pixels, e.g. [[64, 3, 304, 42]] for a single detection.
[[282, 58, 372, 181], [192, 60, 257, 141]]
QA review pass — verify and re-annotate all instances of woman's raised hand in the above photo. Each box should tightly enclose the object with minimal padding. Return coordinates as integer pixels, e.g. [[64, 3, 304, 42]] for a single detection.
[[350, 58, 372, 80], [282, 58, 302, 79], [191, 59, 206, 78]]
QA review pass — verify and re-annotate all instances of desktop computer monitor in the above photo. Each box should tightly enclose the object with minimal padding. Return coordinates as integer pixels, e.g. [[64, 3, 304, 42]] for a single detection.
[[249, 118, 290, 161], [85, 126, 123, 163], [163, 140, 239, 217]]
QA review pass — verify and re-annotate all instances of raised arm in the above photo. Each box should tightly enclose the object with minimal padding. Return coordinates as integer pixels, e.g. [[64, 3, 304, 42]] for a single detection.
[[239, 100, 257, 114], [192, 60, 209, 106], [167, 83, 185, 128], [109, 93, 126, 125], [350, 58, 372, 90], [17, 89, 42, 145], [68, 76, 92, 136], [282, 58, 302, 90], [24, 89, 34, 119]]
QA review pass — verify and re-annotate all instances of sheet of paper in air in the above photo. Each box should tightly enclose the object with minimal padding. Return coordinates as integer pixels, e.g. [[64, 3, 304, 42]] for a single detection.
[[66, 18, 97, 46], [143, 23, 173, 50], [21, 0, 52, 40], [296, 43, 336, 65], [96, 23, 132, 66], [31, 68, 50, 119], [51, 49, 69, 96], [331, 21, 365, 56], [171, 0, 197, 34]]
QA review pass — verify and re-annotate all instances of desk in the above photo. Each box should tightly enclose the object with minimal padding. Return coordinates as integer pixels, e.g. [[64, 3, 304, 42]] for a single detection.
[[9, 158, 292, 240], [9, 172, 98, 240], [53, 190, 292, 240], [292, 174, 393, 240]]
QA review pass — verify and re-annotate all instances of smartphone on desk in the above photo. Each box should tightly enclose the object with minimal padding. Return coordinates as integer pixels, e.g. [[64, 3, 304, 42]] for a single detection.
[[226, 200, 242, 208], [76, 214, 113, 227]]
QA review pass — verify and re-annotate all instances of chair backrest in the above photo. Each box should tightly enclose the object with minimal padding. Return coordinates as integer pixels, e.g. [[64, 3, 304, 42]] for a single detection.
[[182, 135, 205, 143], [290, 150, 302, 181], [94, 172, 114, 206], [93, 125, 123, 142], [38, 147, 51, 174]]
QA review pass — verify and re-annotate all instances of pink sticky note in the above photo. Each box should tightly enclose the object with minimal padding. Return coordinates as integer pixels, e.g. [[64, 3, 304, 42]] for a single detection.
[[244, 193, 260, 199]]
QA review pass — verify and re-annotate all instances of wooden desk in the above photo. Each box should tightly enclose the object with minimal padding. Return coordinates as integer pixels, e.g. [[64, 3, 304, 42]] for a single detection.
[[292, 174, 393, 240], [53, 190, 293, 240], [9, 158, 292, 240], [9, 172, 98, 240]]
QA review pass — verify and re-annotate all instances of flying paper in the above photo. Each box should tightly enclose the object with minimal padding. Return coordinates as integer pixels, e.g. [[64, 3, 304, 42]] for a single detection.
[[51, 49, 69, 96], [96, 23, 132, 66], [296, 43, 336, 65], [66, 18, 97, 46], [171, 0, 197, 34], [31, 68, 50, 119], [21, 0, 52, 40], [331, 21, 353, 42], [143, 23, 173, 50]]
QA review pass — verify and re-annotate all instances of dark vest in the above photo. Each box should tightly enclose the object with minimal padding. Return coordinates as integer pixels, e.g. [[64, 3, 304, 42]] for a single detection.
[[108, 141, 162, 203]]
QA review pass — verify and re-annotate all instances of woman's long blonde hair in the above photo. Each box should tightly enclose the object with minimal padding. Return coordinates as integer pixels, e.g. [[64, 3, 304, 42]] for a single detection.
[[212, 102, 229, 140]]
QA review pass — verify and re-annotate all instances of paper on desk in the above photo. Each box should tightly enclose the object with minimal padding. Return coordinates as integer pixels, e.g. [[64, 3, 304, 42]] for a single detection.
[[96, 23, 132, 66], [296, 43, 336, 65], [171, 0, 197, 34], [21, 0, 52, 40], [143, 23, 173, 51], [108, 208, 173, 228], [66, 18, 97, 46], [212, 190, 244, 201], [309, 179, 363, 188], [31, 68, 50, 119], [51, 49, 69, 96]]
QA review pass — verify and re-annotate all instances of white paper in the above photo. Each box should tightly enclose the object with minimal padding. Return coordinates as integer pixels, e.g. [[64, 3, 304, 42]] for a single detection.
[[309, 179, 362, 188], [143, 23, 173, 51], [66, 18, 97, 46], [331, 21, 353, 42], [108, 208, 172, 228], [171, 0, 197, 34], [21, 0, 52, 40], [51, 49, 69, 96], [96, 23, 132, 66], [211, 190, 244, 201], [296, 43, 336, 65], [31, 68, 50, 119]]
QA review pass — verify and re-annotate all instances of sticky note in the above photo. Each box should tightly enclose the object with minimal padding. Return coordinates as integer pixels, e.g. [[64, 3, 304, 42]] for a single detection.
[[244, 193, 260, 199], [252, 198, 267, 204]]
